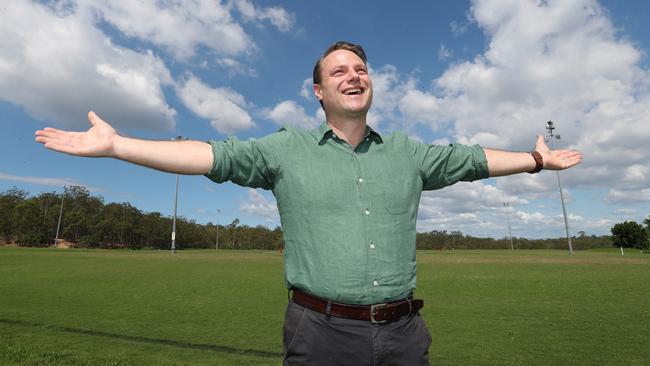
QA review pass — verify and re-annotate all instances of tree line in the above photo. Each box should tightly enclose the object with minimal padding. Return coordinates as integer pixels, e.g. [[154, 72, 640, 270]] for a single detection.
[[2, 185, 646, 251], [0, 186, 282, 250]]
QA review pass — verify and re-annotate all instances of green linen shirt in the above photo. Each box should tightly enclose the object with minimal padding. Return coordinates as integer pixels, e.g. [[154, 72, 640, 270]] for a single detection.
[[206, 123, 489, 305]]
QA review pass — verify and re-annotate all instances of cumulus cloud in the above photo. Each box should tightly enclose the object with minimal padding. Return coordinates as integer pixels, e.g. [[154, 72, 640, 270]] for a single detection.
[[239, 188, 279, 221], [438, 44, 453, 60], [370, 0, 650, 203], [416, 181, 528, 233], [233, 0, 294, 32], [437, 0, 650, 185], [604, 188, 650, 204], [264, 100, 323, 129], [215, 57, 258, 77], [0, 1, 176, 131], [82, 0, 291, 60], [450, 20, 471, 36], [176, 75, 254, 134], [300, 77, 314, 100]]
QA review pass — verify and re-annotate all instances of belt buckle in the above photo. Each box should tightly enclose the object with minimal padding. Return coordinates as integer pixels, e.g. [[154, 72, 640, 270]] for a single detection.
[[370, 303, 388, 324]]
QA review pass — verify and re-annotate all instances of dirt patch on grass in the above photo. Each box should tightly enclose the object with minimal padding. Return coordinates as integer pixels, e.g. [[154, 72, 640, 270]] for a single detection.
[[54, 240, 73, 249]]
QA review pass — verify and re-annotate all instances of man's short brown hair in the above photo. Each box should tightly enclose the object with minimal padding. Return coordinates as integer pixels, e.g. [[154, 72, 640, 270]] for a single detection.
[[312, 41, 367, 109], [313, 41, 367, 86]]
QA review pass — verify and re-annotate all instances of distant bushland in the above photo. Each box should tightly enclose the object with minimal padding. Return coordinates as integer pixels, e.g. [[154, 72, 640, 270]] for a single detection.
[[1, 185, 614, 250]]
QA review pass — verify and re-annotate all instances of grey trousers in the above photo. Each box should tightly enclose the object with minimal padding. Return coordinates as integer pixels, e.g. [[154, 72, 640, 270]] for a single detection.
[[282, 300, 432, 366]]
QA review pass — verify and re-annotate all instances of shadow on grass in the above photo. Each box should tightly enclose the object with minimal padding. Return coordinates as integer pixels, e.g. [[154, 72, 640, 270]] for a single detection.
[[0, 318, 281, 359]]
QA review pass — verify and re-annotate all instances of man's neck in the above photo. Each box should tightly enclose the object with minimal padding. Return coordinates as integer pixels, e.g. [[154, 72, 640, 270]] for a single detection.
[[326, 115, 367, 148]]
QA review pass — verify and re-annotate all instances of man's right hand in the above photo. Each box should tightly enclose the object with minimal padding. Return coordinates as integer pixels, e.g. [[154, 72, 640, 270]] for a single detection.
[[35, 111, 118, 158], [35, 111, 214, 175]]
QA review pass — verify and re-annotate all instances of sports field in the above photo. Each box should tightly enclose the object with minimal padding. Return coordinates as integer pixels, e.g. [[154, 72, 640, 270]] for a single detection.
[[1, 247, 648, 365]]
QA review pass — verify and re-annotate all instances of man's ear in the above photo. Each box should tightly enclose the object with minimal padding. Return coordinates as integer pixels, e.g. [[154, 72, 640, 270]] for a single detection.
[[313, 84, 323, 101]]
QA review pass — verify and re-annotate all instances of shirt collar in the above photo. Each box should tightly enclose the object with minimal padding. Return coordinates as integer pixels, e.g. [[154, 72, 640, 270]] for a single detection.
[[315, 122, 383, 145]]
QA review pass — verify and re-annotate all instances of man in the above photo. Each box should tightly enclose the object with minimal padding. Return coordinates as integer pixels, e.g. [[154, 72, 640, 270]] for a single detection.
[[35, 41, 582, 365]]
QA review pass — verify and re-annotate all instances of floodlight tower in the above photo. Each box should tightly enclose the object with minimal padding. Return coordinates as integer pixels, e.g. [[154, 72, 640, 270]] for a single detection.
[[171, 136, 189, 255], [54, 186, 66, 247], [215, 209, 221, 250], [545, 121, 574, 255], [503, 202, 514, 250]]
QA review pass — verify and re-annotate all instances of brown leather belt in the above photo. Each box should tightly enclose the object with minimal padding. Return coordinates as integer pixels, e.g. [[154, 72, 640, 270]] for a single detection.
[[291, 289, 424, 324]]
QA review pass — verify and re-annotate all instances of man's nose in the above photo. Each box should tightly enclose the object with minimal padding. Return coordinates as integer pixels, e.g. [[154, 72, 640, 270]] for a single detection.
[[347, 70, 361, 82]]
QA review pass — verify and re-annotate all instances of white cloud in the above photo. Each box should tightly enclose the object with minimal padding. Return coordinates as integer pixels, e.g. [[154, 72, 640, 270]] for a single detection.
[[434, 0, 650, 188], [604, 188, 650, 204], [239, 188, 279, 221], [438, 44, 453, 60], [0, 1, 176, 131], [0, 172, 103, 192], [300, 77, 314, 100], [0, 172, 82, 187], [176, 75, 254, 134], [83, 0, 254, 60], [416, 181, 528, 233], [233, 0, 294, 32], [215, 57, 258, 77], [264, 100, 321, 129], [365, 0, 650, 206], [614, 208, 637, 215], [450, 20, 471, 36]]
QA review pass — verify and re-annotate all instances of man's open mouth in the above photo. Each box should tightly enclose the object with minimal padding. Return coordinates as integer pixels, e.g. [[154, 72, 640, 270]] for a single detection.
[[342, 87, 364, 95]]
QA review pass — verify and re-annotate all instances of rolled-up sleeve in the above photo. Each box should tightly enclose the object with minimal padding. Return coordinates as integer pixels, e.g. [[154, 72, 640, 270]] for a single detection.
[[204, 128, 287, 190], [412, 142, 489, 191]]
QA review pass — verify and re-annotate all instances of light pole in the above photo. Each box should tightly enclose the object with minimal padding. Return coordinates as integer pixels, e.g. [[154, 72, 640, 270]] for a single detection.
[[215, 209, 221, 250], [54, 186, 66, 247], [545, 121, 574, 255], [171, 136, 189, 254], [120, 203, 125, 245], [503, 202, 514, 250]]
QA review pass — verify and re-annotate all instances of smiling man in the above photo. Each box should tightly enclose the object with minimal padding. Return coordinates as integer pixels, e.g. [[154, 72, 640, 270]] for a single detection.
[[35, 41, 582, 365]]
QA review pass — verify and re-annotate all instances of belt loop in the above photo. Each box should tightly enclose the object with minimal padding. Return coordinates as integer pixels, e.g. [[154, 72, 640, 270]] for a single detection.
[[407, 298, 413, 314], [288, 288, 293, 302], [325, 301, 332, 321]]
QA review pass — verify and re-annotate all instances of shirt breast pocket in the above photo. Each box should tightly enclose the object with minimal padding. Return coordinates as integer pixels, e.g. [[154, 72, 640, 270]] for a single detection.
[[380, 177, 417, 216]]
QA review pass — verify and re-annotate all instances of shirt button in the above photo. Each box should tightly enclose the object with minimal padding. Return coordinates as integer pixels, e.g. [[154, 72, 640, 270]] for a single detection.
[[358, 178, 364, 183], [370, 243, 375, 249], [373, 281, 379, 286], [332, 133, 337, 139], [364, 209, 370, 216]]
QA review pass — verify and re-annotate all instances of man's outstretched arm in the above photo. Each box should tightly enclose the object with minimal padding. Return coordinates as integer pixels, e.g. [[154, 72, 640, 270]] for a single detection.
[[485, 135, 582, 177], [34, 111, 214, 175]]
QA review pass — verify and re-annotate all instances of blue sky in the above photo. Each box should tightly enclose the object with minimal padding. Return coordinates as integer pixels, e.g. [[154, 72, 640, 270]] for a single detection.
[[2, 0, 650, 239]]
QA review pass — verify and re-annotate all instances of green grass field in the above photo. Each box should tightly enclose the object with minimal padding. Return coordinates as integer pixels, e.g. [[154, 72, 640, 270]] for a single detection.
[[1, 247, 648, 365]]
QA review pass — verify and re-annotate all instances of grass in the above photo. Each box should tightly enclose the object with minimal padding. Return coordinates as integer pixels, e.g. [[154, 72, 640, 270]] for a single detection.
[[0, 247, 648, 365]]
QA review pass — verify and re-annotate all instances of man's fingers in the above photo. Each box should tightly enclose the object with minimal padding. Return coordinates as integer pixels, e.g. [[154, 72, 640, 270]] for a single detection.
[[551, 149, 583, 169]]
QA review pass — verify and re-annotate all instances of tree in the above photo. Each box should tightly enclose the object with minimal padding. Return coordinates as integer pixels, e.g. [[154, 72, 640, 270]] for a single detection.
[[0, 187, 29, 240], [611, 221, 649, 250]]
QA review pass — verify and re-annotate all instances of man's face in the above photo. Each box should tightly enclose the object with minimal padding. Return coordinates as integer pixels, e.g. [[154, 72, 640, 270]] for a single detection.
[[314, 49, 373, 118]]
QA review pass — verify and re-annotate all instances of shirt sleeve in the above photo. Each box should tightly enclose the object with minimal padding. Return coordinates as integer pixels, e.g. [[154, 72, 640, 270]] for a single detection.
[[410, 141, 490, 191], [204, 128, 288, 190]]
